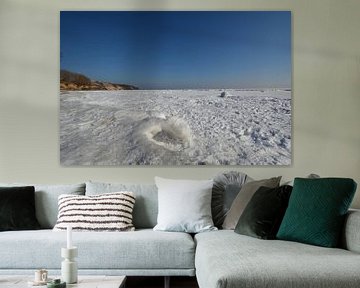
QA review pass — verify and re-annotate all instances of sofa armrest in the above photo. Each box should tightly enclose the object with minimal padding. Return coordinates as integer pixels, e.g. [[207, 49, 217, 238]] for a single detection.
[[342, 209, 360, 253]]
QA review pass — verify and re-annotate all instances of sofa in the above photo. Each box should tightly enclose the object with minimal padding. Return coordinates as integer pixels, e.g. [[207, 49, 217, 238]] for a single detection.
[[0, 180, 360, 288], [195, 213, 360, 288]]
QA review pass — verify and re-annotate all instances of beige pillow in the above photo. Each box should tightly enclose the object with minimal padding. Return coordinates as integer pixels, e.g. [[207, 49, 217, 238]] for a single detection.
[[222, 177, 281, 230]]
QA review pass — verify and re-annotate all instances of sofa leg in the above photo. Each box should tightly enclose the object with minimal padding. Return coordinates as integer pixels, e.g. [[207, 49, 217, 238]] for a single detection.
[[164, 276, 170, 288]]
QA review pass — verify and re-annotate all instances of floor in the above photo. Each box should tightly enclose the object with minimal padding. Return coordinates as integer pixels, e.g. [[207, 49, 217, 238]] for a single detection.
[[126, 276, 199, 288]]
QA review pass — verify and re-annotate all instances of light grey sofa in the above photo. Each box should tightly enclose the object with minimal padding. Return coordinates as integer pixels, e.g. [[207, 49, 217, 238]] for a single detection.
[[0, 181, 360, 288], [195, 211, 360, 288], [0, 182, 195, 280]]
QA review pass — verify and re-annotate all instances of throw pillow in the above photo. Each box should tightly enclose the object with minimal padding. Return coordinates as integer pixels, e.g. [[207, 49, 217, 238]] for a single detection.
[[234, 185, 293, 239], [0, 186, 41, 231], [222, 176, 281, 230], [153, 177, 217, 233], [277, 178, 357, 248], [212, 171, 251, 228], [53, 192, 136, 231]]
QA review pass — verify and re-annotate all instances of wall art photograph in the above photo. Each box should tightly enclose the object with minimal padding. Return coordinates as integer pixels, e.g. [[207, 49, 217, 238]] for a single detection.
[[60, 11, 292, 166]]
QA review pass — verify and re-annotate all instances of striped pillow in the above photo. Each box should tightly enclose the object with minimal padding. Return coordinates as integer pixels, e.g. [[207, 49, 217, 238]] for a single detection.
[[53, 192, 136, 231]]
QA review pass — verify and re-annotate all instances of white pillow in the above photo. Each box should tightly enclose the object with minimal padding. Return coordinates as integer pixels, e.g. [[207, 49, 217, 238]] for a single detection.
[[153, 177, 217, 233]]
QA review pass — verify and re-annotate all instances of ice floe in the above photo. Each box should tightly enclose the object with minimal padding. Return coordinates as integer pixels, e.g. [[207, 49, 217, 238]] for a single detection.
[[60, 89, 291, 165]]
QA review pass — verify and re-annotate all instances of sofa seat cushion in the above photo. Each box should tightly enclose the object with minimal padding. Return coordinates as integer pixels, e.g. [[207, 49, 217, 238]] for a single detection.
[[195, 230, 360, 288], [0, 229, 195, 270]]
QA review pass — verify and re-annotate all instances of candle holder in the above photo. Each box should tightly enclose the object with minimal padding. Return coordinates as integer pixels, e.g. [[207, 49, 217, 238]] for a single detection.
[[61, 247, 78, 284]]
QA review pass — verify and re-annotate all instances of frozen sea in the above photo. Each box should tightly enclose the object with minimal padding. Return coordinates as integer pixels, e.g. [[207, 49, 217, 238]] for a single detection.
[[60, 89, 291, 165]]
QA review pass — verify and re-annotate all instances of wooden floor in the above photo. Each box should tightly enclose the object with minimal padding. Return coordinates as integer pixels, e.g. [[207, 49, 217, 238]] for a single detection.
[[126, 276, 199, 288]]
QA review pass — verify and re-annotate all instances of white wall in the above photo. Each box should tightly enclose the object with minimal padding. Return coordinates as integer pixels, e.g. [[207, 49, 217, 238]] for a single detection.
[[0, 0, 359, 207]]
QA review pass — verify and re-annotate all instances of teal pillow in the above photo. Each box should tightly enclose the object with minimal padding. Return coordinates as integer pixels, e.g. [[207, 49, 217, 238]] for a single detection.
[[277, 178, 357, 247]]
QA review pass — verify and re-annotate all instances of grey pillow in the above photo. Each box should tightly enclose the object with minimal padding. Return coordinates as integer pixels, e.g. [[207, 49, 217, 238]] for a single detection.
[[0, 183, 85, 228], [86, 181, 158, 229], [284, 173, 320, 186], [153, 177, 217, 233], [222, 177, 281, 230], [212, 171, 251, 228]]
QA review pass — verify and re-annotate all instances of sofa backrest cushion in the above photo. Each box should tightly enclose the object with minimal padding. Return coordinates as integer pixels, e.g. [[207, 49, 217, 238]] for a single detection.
[[342, 209, 360, 253], [86, 181, 158, 229], [0, 183, 86, 229]]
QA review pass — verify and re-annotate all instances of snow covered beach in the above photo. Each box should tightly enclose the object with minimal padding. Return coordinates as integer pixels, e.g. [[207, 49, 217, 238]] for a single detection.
[[60, 89, 291, 165]]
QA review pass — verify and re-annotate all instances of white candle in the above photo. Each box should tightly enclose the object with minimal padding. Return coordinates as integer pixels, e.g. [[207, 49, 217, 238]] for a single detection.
[[67, 225, 72, 249]]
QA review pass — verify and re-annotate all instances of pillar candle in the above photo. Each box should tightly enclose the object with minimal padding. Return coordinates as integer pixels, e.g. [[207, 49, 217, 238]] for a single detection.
[[67, 225, 72, 249]]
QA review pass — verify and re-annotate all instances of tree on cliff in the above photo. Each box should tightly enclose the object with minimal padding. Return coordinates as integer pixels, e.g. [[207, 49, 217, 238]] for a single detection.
[[60, 70, 91, 85]]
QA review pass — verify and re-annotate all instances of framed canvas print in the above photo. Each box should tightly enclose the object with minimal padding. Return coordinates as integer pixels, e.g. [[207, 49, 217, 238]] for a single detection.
[[60, 11, 291, 166]]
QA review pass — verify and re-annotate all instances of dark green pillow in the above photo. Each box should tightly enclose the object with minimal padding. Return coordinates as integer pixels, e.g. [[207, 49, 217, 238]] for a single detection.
[[235, 185, 292, 239], [277, 178, 357, 247], [0, 186, 41, 231]]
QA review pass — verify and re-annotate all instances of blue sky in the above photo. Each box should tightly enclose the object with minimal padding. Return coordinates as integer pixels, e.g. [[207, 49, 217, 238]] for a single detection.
[[60, 11, 291, 89]]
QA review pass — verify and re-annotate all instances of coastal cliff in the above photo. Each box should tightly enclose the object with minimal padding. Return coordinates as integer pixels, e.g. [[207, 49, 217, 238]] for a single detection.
[[60, 70, 138, 91]]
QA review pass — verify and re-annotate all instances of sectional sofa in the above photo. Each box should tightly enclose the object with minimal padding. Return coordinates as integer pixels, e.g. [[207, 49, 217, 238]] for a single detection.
[[0, 180, 360, 288]]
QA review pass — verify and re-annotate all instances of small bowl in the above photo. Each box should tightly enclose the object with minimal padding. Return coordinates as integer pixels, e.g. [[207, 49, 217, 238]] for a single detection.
[[47, 279, 66, 288]]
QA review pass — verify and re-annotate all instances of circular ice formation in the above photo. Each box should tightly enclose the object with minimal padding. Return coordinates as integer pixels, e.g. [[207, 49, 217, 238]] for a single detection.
[[144, 117, 192, 151]]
